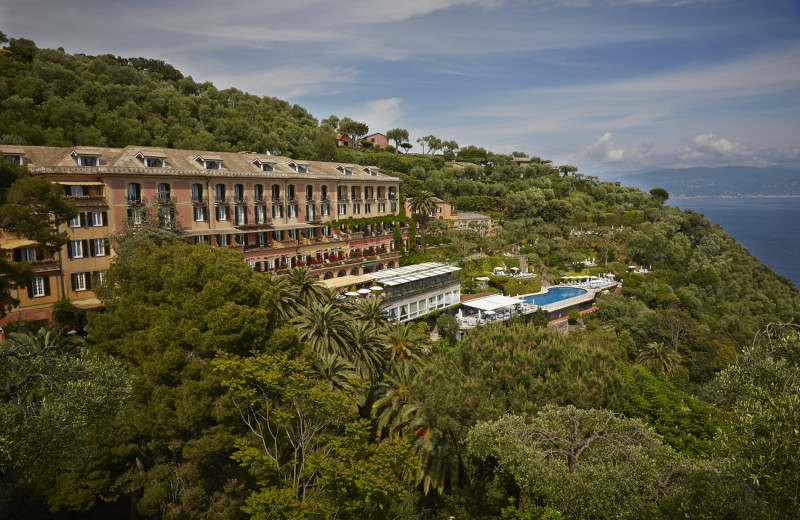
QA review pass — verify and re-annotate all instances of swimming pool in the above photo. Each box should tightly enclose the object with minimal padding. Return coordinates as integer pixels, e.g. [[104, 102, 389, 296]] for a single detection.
[[521, 287, 587, 306]]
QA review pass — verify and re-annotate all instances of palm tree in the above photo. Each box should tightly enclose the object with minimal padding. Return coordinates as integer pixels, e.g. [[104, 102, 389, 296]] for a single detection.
[[312, 354, 359, 393], [409, 191, 437, 252], [274, 267, 330, 322], [1, 326, 85, 358], [636, 341, 682, 374], [384, 321, 428, 365], [340, 321, 388, 383], [371, 360, 420, 439], [283, 266, 328, 307], [351, 297, 391, 331], [293, 301, 346, 357]]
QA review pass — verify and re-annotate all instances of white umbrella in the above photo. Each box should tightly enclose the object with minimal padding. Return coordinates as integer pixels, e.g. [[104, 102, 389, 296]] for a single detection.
[[344, 291, 359, 297], [485, 310, 496, 315], [357, 288, 372, 295], [370, 286, 383, 291]]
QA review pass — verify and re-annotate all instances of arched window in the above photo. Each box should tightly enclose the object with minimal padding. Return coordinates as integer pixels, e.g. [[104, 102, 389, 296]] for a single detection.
[[337, 270, 346, 277]]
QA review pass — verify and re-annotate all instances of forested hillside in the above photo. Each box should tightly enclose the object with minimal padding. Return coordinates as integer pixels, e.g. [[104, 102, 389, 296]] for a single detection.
[[2, 35, 800, 519], [0, 36, 323, 157]]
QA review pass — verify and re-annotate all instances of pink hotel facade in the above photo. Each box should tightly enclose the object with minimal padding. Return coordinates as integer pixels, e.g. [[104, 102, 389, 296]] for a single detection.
[[0, 145, 404, 324]]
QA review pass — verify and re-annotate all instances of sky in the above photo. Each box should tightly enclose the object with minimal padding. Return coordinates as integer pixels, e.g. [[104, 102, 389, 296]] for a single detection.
[[2, 0, 800, 175]]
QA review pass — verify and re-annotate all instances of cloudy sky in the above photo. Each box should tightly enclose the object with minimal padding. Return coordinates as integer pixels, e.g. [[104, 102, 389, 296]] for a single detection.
[[2, 0, 799, 174]]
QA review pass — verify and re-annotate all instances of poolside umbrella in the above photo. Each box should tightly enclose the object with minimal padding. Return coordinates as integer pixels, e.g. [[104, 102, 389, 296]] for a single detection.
[[344, 291, 359, 297], [370, 286, 383, 291], [357, 288, 372, 295]]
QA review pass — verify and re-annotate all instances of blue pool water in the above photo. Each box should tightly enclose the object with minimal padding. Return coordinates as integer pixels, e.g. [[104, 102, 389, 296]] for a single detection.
[[522, 287, 587, 306]]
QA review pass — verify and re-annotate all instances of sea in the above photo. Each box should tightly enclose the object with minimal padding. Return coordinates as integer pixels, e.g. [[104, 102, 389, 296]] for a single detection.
[[673, 197, 800, 289]]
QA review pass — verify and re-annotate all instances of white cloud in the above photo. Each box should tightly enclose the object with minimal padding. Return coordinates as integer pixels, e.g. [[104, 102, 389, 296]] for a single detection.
[[350, 98, 405, 133], [202, 64, 359, 100], [583, 133, 653, 164], [679, 133, 752, 161]]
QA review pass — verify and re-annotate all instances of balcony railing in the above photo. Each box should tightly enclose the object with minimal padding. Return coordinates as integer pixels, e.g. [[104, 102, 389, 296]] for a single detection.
[[215, 196, 230, 204], [234, 196, 248, 205], [156, 194, 176, 205], [192, 197, 204, 205]]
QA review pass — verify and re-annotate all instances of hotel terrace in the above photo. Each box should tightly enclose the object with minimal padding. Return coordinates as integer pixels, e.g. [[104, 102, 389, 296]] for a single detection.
[[0, 145, 404, 325]]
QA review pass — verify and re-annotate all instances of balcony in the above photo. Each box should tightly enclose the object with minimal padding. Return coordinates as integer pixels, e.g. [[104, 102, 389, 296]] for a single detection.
[[65, 195, 107, 207], [215, 197, 230, 204], [234, 196, 248, 205], [253, 195, 265, 203], [156, 194, 176, 205], [126, 197, 142, 206], [271, 197, 283, 204], [29, 258, 60, 273]]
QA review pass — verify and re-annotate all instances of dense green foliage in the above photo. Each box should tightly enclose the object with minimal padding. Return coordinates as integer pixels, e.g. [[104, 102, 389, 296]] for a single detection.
[[0, 39, 320, 157]]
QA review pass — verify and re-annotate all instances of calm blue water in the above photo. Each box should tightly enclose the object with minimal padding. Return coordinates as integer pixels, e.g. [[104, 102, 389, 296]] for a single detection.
[[675, 197, 800, 289], [522, 287, 587, 306]]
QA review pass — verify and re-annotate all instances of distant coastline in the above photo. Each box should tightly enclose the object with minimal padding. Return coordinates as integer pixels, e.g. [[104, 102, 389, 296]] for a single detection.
[[672, 194, 800, 200]]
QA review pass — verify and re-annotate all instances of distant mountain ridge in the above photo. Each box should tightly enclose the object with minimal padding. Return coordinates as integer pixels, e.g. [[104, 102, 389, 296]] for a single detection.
[[609, 166, 800, 198]]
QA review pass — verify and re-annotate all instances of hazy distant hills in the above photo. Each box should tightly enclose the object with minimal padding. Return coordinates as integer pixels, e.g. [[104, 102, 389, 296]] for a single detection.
[[608, 166, 800, 198]]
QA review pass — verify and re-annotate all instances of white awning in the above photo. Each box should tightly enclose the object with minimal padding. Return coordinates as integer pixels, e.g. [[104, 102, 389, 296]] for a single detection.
[[53, 181, 105, 186], [462, 294, 524, 312], [2, 239, 36, 249]]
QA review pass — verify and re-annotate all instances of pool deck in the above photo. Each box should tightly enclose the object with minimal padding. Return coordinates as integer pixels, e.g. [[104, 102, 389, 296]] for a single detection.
[[457, 281, 619, 330]]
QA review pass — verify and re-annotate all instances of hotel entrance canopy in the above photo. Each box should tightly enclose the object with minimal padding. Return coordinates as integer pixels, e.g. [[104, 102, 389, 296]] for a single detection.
[[461, 294, 524, 312]]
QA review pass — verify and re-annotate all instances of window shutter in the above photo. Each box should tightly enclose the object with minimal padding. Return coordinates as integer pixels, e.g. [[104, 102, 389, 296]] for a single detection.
[[13, 249, 21, 262], [67, 242, 74, 259], [102, 211, 108, 225], [81, 185, 89, 196], [44, 276, 51, 296], [85, 273, 92, 290], [226, 207, 230, 220], [203, 206, 208, 221], [89, 239, 96, 257], [82, 240, 89, 256], [71, 273, 77, 291], [170, 208, 176, 222], [27, 283, 33, 299], [244, 208, 249, 224], [104, 239, 110, 253], [80, 212, 87, 227]]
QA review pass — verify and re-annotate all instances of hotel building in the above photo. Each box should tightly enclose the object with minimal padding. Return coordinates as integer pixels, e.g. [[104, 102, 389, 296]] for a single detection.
[[0, 145, 404, 325]]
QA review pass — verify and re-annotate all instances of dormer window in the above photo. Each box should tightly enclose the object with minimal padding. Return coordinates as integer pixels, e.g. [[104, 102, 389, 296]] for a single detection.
[[135, 150, 167, 168], [71, 152, 100, 166], [288, 162, 309, 174], [253, 159, 276, 172], [336, 165, 354, 176], [1, 148, 25, 165], [195, 155, 223, 170], [362, 167, 379, 176], [70, 149, 102, 166]]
